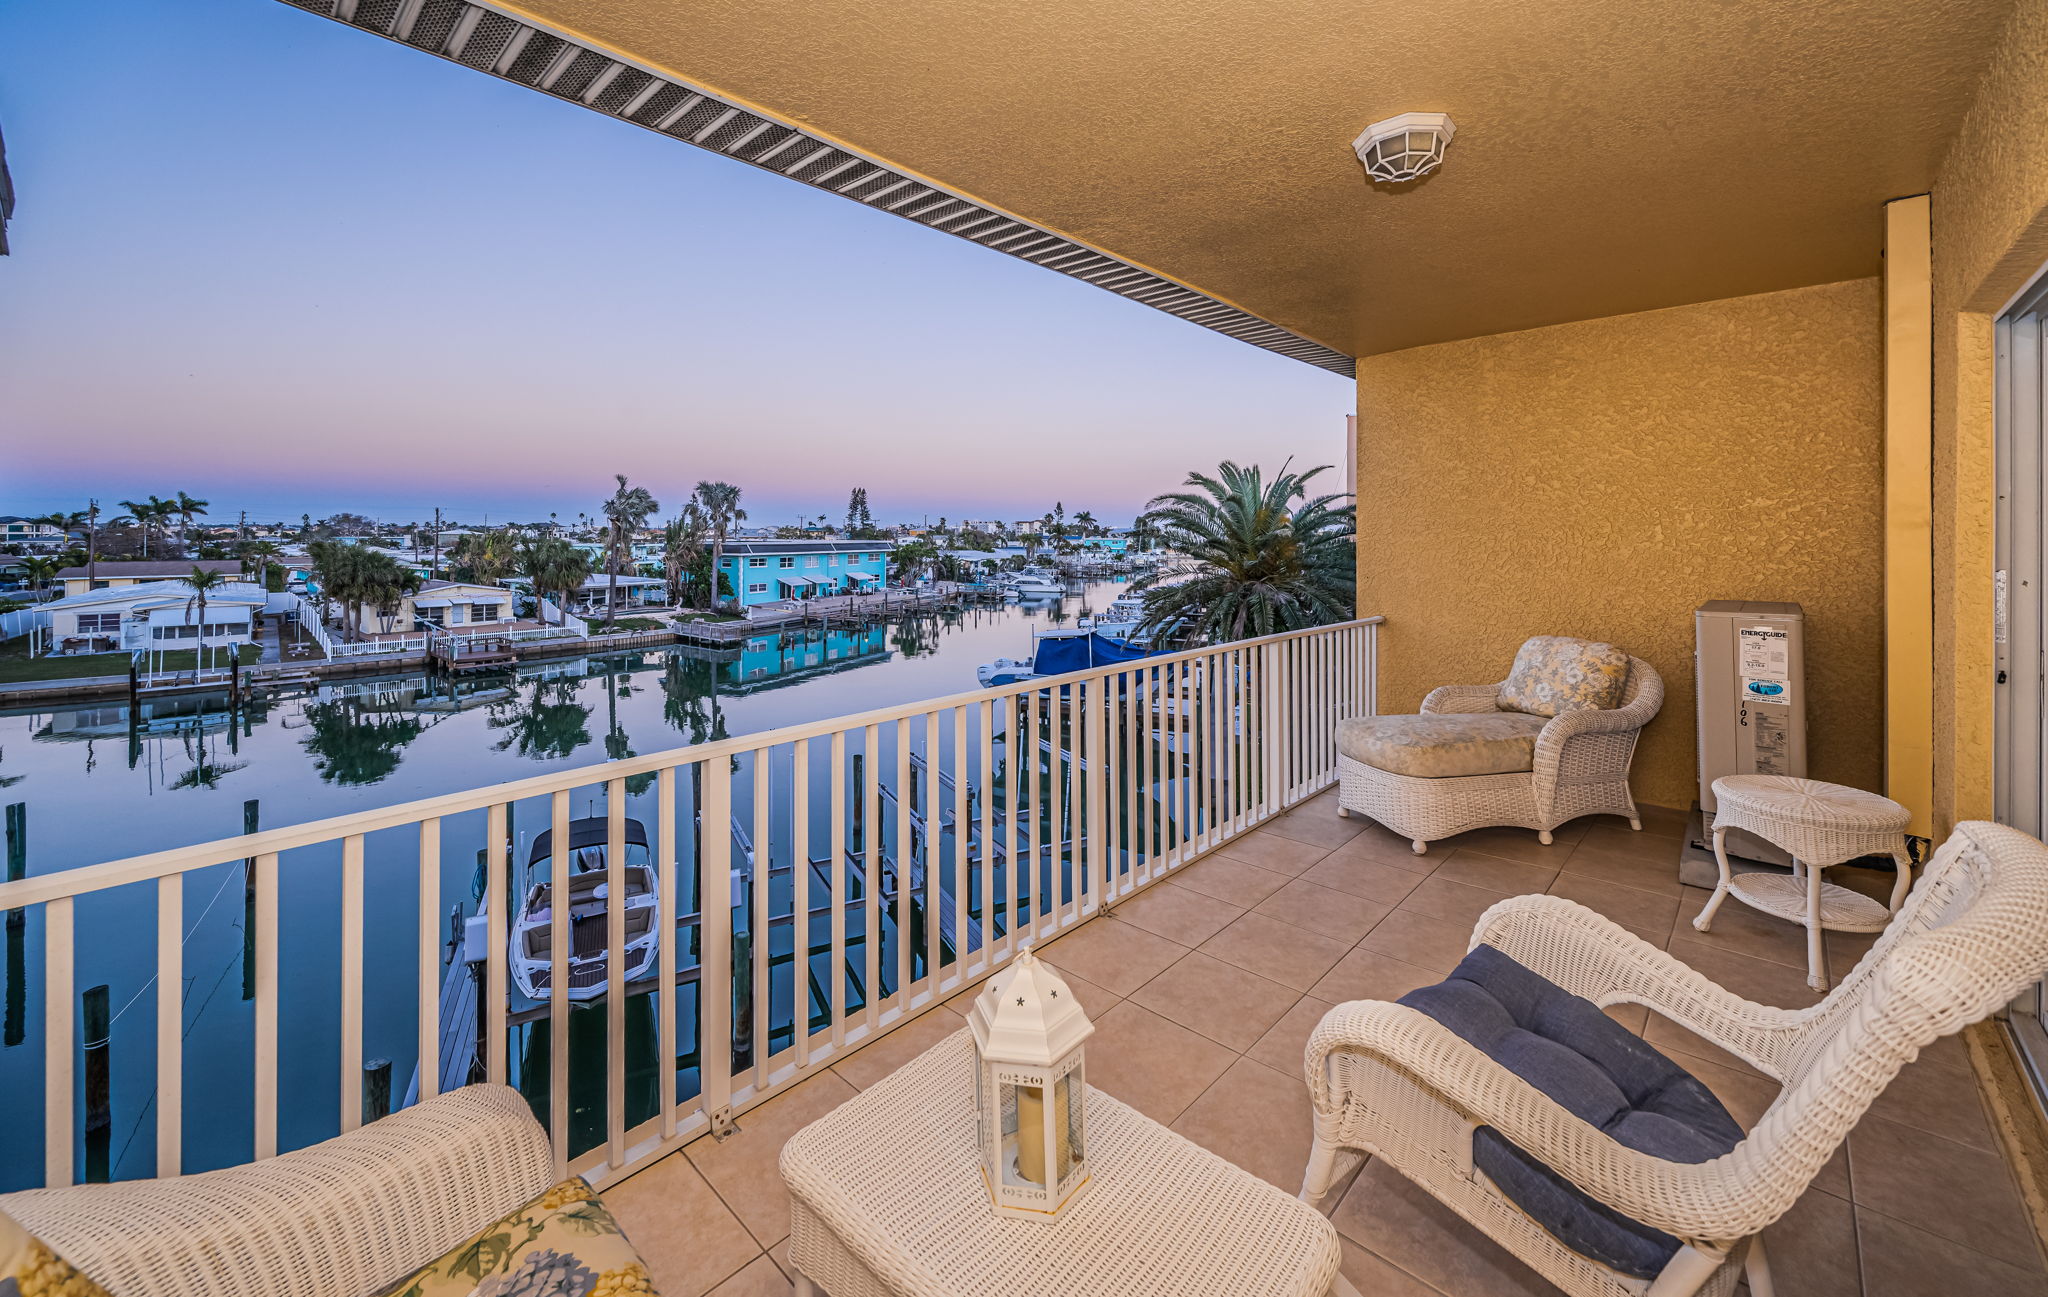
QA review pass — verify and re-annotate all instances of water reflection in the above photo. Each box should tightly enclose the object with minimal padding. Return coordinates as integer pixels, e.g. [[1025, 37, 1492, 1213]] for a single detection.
[[301, 701, 426, 786], [488, 678, 593, 761]]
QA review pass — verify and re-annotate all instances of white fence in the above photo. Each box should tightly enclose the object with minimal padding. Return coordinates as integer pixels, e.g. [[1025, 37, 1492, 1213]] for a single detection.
[[0, 607, 51, 642], [1, 617, 1378, 1191], [535, 599, 589, 636]]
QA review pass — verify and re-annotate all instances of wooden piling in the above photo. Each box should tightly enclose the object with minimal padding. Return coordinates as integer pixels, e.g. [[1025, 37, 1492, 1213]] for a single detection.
[[241, 800, 259, 1002], [362, 1058, 392, 1122], [5, 802, 24, 1049], [83, 984, 111, 1182], [851, 754, 866, 852]]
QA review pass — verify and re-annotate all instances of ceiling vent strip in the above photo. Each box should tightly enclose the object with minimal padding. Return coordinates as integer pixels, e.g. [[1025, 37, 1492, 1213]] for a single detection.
[[272, 0, 1353, 376]]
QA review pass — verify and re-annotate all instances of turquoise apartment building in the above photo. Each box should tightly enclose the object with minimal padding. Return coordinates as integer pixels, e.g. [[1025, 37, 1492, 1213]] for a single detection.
[[718, 540, 892, 607]]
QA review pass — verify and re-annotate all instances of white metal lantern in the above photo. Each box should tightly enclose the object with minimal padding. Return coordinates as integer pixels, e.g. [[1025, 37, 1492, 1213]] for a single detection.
[[968, 944, 1094, 1220], [1351, 112, 1456, 183]]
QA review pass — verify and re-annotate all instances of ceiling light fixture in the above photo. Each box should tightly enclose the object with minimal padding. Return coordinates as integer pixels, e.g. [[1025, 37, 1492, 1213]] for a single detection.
[[1352, 112, 1456, 183]]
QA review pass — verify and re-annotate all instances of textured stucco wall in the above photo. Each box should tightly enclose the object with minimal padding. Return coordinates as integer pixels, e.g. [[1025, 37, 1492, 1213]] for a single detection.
[[1929, 0, 2048, 832], [1355, 280, 1885, 812]]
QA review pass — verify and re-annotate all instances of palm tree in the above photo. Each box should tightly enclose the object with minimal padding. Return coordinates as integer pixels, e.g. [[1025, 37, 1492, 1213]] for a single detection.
[[182, 565, 232, 677], [118, 497, 172, 558], [20, 556, 60, 597], [520, 537, 594, 627], [693, 481, 747, 611], [1130, 460, 1355, 645], [450, 532, 515, 585], [237, 539, 283, 585], [663, 504, 709, 608], [601, 475, 660, 628], [1073, 509, 1098, 537], [172, 492, 209, 550]]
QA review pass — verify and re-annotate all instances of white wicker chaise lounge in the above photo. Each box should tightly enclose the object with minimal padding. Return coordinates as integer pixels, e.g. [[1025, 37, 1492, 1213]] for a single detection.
[[0, 1084, 555, 1297], [1299, 819, 2048, 1297], [1334, 635, 1663, 854]]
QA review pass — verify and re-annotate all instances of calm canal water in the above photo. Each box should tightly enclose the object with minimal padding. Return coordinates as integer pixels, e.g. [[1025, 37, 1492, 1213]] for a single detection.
[[0, 583, 1129, 1188]]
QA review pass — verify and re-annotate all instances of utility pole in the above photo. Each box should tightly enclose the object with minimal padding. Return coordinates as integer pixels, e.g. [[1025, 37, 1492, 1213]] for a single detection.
[[431, 506, 442, 577], [238, 509, 247, 541]]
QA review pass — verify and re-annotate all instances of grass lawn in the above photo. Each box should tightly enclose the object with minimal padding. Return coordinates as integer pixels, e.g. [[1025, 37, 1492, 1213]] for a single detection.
[[0, 637, 126, 684], [0, 639, 263, 686], [141, 645, 261, 673], [670, 611, 743, 624]]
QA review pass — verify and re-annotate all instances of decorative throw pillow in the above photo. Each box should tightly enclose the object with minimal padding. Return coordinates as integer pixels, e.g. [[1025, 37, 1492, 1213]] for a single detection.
[[0, 1208, 113, 1297], [377, 1177, 657, 1297], [1497, 636, 1631, 717]]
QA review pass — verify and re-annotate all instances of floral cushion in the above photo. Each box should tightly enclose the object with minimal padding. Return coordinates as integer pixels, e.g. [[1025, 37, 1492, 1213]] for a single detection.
[[1497, 637, 1631, 718], [0, 1208, 112, 1297], [1337, 713, 1548, 778], [378, 1177, 657, 1297]]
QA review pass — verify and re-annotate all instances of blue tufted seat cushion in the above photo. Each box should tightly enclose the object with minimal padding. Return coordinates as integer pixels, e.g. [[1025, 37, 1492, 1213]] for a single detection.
[[1397, 944, 1746, 1280]]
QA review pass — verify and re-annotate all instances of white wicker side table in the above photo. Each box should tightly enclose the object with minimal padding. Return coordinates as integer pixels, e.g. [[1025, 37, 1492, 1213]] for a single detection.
[[779, 1029, 1346, 1297], [1693, 775, 1914, 991]]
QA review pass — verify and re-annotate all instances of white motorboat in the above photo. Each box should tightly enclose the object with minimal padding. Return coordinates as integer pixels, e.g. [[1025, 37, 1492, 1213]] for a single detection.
[[1003, 570, 1067, 598], [1083, 591, 1149, 636], [509, 816, 659, 1001]]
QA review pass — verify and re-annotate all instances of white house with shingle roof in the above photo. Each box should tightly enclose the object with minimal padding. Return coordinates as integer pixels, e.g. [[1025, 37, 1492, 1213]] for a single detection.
[[39, 580, 268, 656]]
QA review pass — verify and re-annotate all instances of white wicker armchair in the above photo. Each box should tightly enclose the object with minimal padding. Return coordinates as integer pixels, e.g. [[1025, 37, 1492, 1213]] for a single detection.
[[1299, 820, 2048, 1297], [1335, 650, 1663, 854], [0, 1083, 554, 1297]]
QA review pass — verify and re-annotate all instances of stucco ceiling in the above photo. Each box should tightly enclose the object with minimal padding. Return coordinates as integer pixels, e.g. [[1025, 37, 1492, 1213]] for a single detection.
[[485, 0, 2012, 359]]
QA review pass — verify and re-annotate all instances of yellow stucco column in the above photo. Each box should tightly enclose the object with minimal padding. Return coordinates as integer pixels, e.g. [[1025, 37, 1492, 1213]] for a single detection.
[[1885, 195, 1935, 840]]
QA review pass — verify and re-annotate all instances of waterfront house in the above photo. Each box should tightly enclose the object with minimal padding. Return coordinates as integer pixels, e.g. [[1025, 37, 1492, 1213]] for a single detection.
[[340, 578, 520, 638], [38, 578, 266, 656], [715, 539, 890, 607], [507, 572, 670, 617], [54, 558, 241, 598]]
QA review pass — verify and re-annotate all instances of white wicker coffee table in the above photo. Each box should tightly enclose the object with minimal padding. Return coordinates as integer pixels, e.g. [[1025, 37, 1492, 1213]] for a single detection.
[[779, 1028, 1346, 1297], [1694, 774, 1914, 991]]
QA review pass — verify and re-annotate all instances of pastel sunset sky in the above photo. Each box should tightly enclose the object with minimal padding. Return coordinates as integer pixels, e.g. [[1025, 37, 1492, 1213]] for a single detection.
[[0, 0, 1351, 528]]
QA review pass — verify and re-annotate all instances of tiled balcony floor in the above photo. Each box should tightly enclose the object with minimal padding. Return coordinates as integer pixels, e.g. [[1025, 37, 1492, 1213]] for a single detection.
[[607, 792, 2048, 1296]]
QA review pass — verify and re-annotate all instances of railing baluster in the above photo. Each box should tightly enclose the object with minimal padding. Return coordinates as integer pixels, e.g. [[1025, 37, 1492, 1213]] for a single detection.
[[44, 896, 74, 1188], [952, 705, 968, 983], [751, 749, 770, 1088], [606, 778, 628, 1169], [829, 733, 848, 1051], [1201, 652, 1215, 849], [1024, 691, 1041, 938], [417, 819, 440, 1104], [156, 873, 182, 1175], [700, 759, 734, 1127], [1050, 684, 1068, 928], [1088, 675, 1109, 908], [792, 740, 811, 1068], [894, 719, 910, 1006], [486, 804, 508, 1088], [1263, 643, 1282, 820], [1007, 695, 1024, 955], [548, 790, 571, 1169], [1137, 664, 1152, 879], [862, 723, 880, 1034], [924, 711, 939, 991], [976, 700, 994, 977], [656, 769, 678, 1137], [1106, 668, 1124, 900], [254, 852, 279, 1158], [340, 833, 365, 1133]]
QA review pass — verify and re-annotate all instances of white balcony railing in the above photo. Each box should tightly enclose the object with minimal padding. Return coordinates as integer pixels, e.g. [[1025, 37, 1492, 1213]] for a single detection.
[[0, 617, 1378, 1192]]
